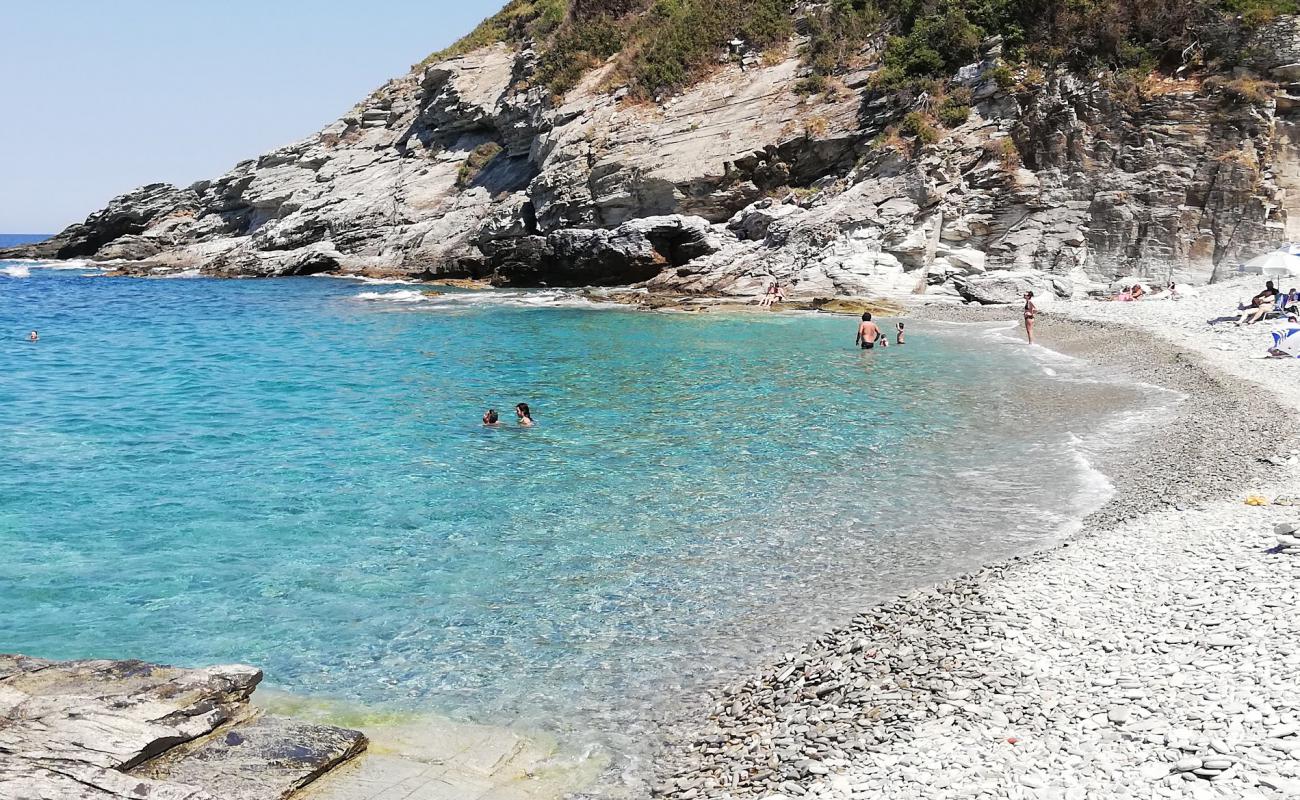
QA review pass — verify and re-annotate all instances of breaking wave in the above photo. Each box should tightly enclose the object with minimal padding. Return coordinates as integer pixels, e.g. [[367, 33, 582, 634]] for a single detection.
[[354, 288, 601, 309]]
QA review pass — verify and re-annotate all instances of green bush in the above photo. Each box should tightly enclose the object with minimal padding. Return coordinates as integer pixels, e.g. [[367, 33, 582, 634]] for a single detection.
[[901, 111, 941, 145], [938, 88, 973, 126], [803, 0, 881, 76], [1223, 0, 1300, 26], [623, 0, 794, 97], [987, 63, 1016, 89], [535, 15, 624, 94], [794, 74, 829, 96]]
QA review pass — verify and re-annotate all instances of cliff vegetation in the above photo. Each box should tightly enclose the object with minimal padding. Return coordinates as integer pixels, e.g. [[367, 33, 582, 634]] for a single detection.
[[425, 0, 1300, 100]]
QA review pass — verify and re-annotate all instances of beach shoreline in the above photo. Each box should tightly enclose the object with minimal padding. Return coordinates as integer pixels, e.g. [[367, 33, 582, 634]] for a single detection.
[[9, 264, 1300, 798], [645, 293, 1300, 799]]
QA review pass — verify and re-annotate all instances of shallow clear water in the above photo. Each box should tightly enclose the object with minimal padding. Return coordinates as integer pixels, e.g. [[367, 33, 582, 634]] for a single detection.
[[0, 265, 1152, 760]]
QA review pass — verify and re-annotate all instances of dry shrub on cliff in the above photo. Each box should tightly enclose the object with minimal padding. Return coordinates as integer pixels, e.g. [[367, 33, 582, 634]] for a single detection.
[[1217, 146, 1264, 189], [419, 0, 567, 66], [1206, 75, 1279, 105], [805, 115, 831, 137], [900, 111, 941, 147], [983, 136, 1022, 172], [456, 142, 505, 189]]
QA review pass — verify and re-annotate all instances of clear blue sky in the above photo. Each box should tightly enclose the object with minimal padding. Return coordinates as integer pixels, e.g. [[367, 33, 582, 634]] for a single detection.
[[1, 1, 501, 233]]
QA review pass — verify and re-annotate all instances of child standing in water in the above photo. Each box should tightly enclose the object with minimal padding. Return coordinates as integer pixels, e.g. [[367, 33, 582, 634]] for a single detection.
[[896, 322, 905, 345]]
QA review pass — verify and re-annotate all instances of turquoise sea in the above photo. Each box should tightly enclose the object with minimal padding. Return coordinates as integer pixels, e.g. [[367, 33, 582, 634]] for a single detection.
[[0, 256, 1158, 761]]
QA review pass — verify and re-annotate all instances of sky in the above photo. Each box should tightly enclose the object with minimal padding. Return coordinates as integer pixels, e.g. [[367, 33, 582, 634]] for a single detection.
[[1, 1, 502, 233]]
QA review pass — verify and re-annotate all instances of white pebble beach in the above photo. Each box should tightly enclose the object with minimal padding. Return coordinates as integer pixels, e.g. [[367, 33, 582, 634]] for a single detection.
[[649, 277, 1300, 800]]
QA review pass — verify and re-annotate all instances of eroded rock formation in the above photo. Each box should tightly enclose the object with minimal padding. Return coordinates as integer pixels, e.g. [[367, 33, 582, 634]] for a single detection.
[[0, 654, 365, 800]]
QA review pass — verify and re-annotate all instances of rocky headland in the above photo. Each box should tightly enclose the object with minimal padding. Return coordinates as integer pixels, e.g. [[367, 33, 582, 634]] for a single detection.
[[8, 3, 1300, 306]]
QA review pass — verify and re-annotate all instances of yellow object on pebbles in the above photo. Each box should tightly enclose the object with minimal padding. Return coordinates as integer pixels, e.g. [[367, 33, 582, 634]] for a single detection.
[[1246, 495, 1268, 506]]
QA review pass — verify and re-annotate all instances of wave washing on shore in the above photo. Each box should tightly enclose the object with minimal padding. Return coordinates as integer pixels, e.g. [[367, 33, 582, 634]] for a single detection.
[[353, 286, 600, 308], [0, 266, 1167, 787]]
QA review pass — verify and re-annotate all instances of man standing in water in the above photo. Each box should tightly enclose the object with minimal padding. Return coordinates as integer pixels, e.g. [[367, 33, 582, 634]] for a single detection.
[[855, 313, 882, 350]]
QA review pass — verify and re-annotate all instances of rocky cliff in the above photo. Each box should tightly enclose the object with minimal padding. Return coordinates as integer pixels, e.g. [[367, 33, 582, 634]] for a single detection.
[[10, 8, 1300, 302]]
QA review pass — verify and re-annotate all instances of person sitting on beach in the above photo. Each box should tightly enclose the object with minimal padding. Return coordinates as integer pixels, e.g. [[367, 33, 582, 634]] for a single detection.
[[856, 313, 882, 350], [1249, 281, 1280, 307], [27, 330, 38, 342], [515, 403, 535, 427], [1237, 282, 1280, 325], [896, 321, 906, 345], [1111, 283, 1144, 301], [1283, 288, 1300, 315], [759, 281, 785, 309], [483, 409, 500, 427]]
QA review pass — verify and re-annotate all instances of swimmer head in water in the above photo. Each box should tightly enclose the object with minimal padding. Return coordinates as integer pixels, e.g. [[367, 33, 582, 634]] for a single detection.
[[515, 403, 534, 426]]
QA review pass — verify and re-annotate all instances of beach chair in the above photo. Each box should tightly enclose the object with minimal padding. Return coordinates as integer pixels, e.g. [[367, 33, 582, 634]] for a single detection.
[[1258, 292, 1300, 322]]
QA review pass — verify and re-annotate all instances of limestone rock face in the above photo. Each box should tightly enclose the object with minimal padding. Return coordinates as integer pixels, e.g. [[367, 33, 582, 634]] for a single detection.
[[7, 18, 1300, 299]]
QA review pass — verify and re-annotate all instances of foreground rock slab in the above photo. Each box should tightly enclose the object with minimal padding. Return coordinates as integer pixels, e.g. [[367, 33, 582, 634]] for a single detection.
[[0, 655, 366, 800], [136, 716, 367, 800]]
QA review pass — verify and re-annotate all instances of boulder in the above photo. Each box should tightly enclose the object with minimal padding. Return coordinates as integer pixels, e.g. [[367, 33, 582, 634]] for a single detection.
[[954, 271, 1065, 304]]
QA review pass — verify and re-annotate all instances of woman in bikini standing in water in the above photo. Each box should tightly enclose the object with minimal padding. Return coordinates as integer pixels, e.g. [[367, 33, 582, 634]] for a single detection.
[[1023, 291, 1037, 345]]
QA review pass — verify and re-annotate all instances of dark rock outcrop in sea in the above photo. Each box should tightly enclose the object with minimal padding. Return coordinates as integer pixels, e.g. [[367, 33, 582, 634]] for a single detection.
[[0, 654, 365, 799], [8, 11, 1300, 300]]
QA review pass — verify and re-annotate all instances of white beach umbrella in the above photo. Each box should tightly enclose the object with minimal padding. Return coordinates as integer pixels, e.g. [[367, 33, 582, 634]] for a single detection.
[[1271, 326, 1300, 358], [1243, 248, 1300, 279]]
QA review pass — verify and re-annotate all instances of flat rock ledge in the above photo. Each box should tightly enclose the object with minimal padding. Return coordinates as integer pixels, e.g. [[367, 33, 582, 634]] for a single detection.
[[0, 654, 366, 800]]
